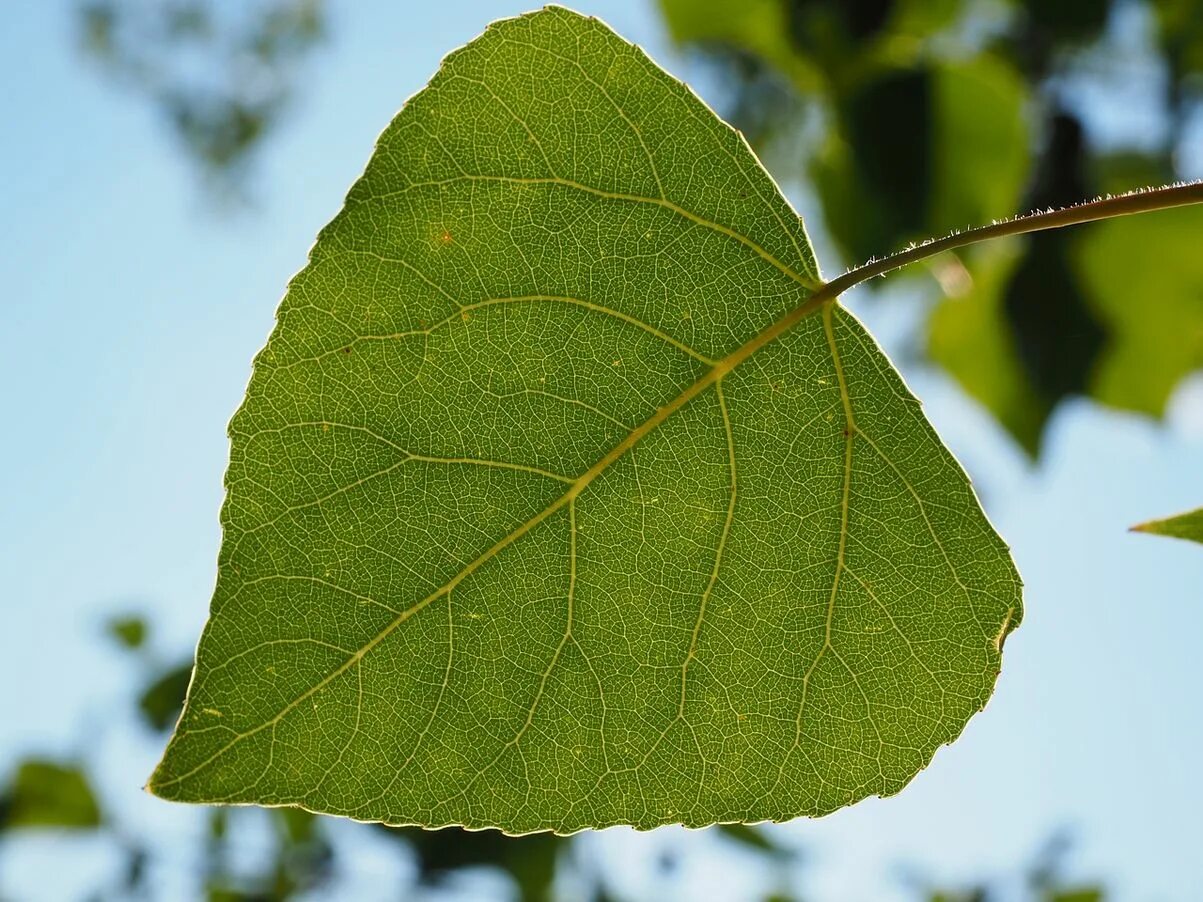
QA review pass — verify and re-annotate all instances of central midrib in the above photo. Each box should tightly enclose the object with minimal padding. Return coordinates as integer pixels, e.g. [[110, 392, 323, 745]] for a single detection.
[[152, 268, 845, 795]]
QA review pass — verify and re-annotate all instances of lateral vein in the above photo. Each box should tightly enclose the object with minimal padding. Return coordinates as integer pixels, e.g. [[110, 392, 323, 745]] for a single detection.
[[367, 173, 822, 291]]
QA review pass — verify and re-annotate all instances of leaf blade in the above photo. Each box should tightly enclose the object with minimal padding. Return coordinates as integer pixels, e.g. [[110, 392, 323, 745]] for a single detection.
[[151, 6, 1021, 833]]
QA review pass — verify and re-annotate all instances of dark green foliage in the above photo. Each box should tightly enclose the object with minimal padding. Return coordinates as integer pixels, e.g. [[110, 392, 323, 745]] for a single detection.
[[0, 759, 102, 830], [138, 662, 193, 732], [841, 68, 933, 260], [106, 613, 148, 650], [661, 0, 1203, 454]]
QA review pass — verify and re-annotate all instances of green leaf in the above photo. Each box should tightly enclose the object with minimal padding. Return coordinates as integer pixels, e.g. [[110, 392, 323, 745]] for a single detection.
[[1131, 507, 1203, 545], [106, 613, 149, 650], [814, 56, 1030, 264], [927, 241, 1049, 453], [715, 822, 793, 858], [401, 825, 561, 899], [139, 661, 194, 732], [0, 759, 102, 830], [1074, 205, 1203, 417], [149, 6, 1021, 833], [929, 203, 1203, 454], [659, 0, 825, 94], [660, 0, 963, 89], [1047, 890, 1105, 902]]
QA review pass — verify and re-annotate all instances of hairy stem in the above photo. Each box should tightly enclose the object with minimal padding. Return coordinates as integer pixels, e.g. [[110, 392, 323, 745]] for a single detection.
[[813, 180, 1203, 302]]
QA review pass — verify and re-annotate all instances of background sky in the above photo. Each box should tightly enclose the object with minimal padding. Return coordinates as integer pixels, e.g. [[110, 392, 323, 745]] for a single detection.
[[2, 1, 1202, 899]]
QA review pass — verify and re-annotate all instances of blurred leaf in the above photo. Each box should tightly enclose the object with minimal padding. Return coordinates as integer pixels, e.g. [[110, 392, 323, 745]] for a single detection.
[[818, 66, 934, 261], [399, 826, 561, 900], [139, 661, 192, 731], [661, 0, 963, 95], [998, 0, 1110, 79], [927, 57, 1030, 240], [660, 0, 824, 94], [77, 0, 325, 185], [815, 55, 1030, 265], [926, 125, 1203, 456], [1131, 506, 1203, 545], [1047, 889, 1104, 902], [887, 0, 961, 37], [663, 1, 1027, 265], [1073, 204, 1203, 417], [1155, 0, 1203, 100], [148, 6, 1020, 833], [1013, 0, 1109, 46], [199, 807, 333, 900], [275, 805, 318, 843], [936, 170, 1201, 453], [0, 759, 102, 830], [985, 111, 1102, 452], [715, 823, 793, 858], [118, 841, 151, 895], [106, 613, 148, 650], [928, 243, 1047, 452], [270, 808, 334, 898]]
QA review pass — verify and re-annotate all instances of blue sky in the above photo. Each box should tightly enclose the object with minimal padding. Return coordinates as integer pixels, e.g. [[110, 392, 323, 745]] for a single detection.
[[2, 1, 1202, 899]]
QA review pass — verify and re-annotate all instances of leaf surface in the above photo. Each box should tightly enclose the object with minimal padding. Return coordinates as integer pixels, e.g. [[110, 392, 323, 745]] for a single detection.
[[150, 6, 1021, 833]]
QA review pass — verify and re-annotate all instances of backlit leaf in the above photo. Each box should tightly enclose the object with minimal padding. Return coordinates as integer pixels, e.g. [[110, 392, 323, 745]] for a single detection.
[[1131, 507, 1203, 546], [150, 6, 1021, 833]]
